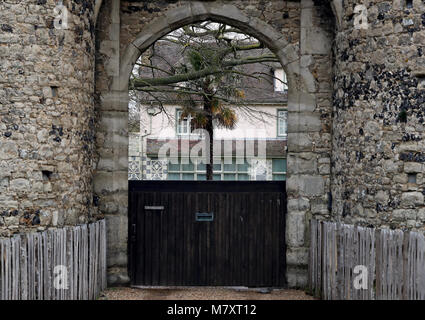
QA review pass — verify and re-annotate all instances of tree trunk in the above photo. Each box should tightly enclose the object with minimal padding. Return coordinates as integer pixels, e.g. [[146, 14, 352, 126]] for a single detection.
[[204, 98, 214, 180]]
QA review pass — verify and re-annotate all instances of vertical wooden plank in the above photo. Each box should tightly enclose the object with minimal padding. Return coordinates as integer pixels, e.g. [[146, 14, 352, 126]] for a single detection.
[[362, 227, 368, 300], [277, 189, 286, 287], [406, 231, 412, 300], [339, 223, 344, 300], [171, 192, 180, 286], [410, 231, 415, 300], [42, 232, 48, 300], [342, 224, 349, 299], [396, 230, 404, 300], [0, 239, 3, 300], [5, 238, 10, 300], [66, 227, 72, 300], [19, 236, 27, 300], [352, 225, 357, 300], [80, 225, 84, 300], [321, 222, 326, 300], [336, 222, 343, 300], [375, 228, 381, 300], [78, 227, 82, 300], [88, 224, 92, 300], [88, 223, 93, 300], [12, 236, 19, 300], [411, 232, 418, 299], [29, 233, 35, 300], [9, 237, 14, 301], [309, 219, 316, 294], [74, 226, 79, 300], [357, 227, 363, 300], [95, 222, 100, 298], [93, 222, 97, 297], [158, 193, 167, 286], [382, 229, 388, 300], [314, 219, 319, 296], [36, 233, 43, 300], [329, 223, 335, 300], [323, 221, 328, 300], [31, 233, 36, 301], [9, 237, 14, 300], [326, 222, 331, 300], [101, 220, 107, 292], [347, 224, 352, 301], [333, 223, 338, 300], [401, 230, 409, 300], [417, 232, 425, 300], [369, 227, 376, 300], [54, 229, 58, 301], [317, 220, 322, 298], [93, 223, 97, 299], [143, 193, 153, 285], [63, 228, 67, 300], [97, 222, 101, 294], [328, 222, 332, 300], [383, 229, 388, 300], [84, 224, 89, 300]]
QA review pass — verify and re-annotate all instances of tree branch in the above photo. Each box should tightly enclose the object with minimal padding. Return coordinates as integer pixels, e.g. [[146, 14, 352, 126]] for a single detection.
[[131, 55, 279, 88]]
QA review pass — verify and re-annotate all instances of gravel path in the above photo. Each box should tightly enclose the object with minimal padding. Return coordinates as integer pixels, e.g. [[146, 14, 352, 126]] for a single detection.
[[100, 287, 315, 300]]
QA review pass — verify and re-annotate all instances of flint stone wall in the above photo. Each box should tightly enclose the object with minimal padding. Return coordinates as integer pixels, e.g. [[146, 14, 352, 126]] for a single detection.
[[1, 0, 424, 289]]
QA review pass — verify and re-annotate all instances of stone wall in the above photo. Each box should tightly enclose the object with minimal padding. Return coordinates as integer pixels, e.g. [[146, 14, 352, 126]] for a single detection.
[[0, 0, 98, 236], [5, 0, 423, 290], [331, 0, 425, 229]]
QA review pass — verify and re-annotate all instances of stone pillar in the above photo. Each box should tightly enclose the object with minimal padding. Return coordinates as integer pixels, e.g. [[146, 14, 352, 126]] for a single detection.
[[332, 0, 425, 228], [0, 0, 96, 234], [94, 0, 130, 285], [285, 0, 334, 287]]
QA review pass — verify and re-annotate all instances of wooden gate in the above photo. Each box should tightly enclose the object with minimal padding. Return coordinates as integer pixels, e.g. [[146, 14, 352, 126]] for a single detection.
[[129, 181, 286, 287]]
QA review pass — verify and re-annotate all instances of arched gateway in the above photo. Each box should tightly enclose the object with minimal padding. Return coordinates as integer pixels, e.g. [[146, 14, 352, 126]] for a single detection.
[[95, 1, 334, 287], [2, 0, 424, 297]]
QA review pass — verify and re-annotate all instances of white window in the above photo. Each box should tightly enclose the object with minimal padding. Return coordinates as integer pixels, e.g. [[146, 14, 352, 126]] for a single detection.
[[176, 109, 191, 135], [272, 158, 287, 181], [167, 158, 250, 181], [277, 110, 287, 137], [274, 68, 288, 92]]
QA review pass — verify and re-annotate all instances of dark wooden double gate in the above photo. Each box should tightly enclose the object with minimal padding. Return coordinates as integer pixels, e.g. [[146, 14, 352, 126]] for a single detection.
[[129, 181, 286, 287]]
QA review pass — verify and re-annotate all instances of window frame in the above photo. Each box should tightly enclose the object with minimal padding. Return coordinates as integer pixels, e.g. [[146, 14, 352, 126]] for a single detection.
[[176, 108, 191, 136], [272, 158, 287, 181], [167, 158, 250, 181], [273, 68, 288, 92], [277, 109, 288, 138]]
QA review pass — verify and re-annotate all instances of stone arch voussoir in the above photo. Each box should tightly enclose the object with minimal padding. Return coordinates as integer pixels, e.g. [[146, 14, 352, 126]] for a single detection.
[[114, 1, 305, 93]]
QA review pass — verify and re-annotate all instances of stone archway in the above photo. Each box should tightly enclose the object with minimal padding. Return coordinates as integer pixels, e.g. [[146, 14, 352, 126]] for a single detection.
[[95, 0, 334, 287]]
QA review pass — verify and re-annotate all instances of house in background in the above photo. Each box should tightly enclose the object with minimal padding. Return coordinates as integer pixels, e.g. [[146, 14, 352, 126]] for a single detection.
[[128, 41, 288, 182]]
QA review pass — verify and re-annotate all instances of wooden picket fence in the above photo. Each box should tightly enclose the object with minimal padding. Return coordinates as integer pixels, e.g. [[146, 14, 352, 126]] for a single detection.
[[0, 219, 107, 300], [309, 219, 425, 300]]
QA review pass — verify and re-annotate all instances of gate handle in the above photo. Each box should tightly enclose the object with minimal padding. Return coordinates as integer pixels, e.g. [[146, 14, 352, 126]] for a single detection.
[[144, 206, 164, 210]]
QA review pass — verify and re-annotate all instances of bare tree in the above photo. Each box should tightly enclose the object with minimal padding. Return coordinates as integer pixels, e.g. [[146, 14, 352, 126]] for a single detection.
[[129, 22, 286, 180]]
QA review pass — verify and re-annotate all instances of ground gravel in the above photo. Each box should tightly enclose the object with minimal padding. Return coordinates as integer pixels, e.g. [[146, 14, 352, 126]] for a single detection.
[[100, 287, 316, 300]]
